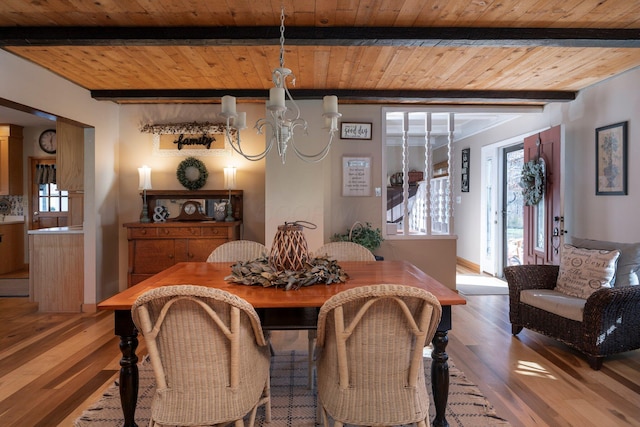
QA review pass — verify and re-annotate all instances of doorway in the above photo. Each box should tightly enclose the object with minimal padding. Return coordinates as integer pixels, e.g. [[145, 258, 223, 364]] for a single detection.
[[480, 130, 545, 279], [503, 144, 524, 268]]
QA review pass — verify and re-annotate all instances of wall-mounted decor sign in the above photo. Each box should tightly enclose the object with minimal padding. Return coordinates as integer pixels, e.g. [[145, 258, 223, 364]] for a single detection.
[[140, 121, 232, 157], [461, 148, 470, 192], [596, 121, 627, 195], [342, 156, 372, 196], [340, 122, 372, 140]]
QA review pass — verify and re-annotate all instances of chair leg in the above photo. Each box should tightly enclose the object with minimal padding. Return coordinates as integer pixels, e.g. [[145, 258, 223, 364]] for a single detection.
[[308, 329, 317, 389], [587, 354, 604, 370], [265, 330, 275, 356], [265, 374, 272, 422]]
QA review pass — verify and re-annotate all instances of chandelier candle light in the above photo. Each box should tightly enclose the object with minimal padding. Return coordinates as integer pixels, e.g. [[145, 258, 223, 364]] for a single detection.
[[219, 7, 341, 164], [224, 166, 236, 222], [138, 165, 152, 223]]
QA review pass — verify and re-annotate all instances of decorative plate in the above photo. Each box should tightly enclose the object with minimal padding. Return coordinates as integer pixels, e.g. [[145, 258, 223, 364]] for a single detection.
[[0, 198, 10, 214]]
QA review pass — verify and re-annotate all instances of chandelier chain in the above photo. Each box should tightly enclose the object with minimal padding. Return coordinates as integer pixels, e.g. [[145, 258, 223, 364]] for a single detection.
[[279, 7, 286, 69]]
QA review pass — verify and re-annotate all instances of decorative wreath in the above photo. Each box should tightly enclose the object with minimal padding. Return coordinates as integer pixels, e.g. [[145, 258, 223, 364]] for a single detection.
[[176, 157, 208, 190], [520, 159, 546, 206]]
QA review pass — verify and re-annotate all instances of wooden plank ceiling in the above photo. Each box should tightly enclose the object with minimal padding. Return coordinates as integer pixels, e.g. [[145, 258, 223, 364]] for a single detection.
[[1, 0, 640, 105]]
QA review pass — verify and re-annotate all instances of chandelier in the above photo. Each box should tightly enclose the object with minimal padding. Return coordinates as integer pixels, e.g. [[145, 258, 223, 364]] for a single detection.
[[219, 7, 341, 164]]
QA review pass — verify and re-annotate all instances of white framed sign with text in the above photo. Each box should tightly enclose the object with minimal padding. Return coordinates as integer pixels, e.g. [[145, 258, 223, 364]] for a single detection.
[[342, 156, 372, 196]]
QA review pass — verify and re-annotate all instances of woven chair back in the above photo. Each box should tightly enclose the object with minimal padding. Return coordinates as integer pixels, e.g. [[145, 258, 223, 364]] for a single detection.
[[316, 284, 442, 426], [131, 285, 270, 426], [206, 240, 268, 262], [313, 241, 376, 261]]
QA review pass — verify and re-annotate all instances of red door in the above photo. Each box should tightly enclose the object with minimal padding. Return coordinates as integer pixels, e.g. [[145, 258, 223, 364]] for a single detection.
[[523, 125, 562, 265]]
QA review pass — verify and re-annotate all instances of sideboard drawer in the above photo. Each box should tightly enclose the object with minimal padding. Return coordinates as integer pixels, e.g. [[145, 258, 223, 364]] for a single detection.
[[157, 227, 202, 237], [201, 227, 224, 237], [128, 227, 157, 238]]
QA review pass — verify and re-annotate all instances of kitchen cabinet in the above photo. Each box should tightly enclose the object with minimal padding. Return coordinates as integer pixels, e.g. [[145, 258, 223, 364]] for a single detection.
[[0, 124, 23, 195], [0, 222, 25, 275], [29, 227, 84, 312], [56, 121, 84, 191], [124, 221, 241, 286]]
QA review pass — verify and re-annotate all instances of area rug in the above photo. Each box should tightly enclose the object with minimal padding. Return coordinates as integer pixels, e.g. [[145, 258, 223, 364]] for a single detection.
[[74, 351, 510, 427]]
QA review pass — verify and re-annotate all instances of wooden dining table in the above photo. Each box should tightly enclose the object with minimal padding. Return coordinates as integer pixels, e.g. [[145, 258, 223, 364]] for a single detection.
[[98, 260, 466, 427]]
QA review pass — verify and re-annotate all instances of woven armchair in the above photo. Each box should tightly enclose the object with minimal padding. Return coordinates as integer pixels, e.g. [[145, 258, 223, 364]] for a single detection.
[[313, 241, 376, 262], [315, 284, 442, 427], [504, 265, 640, 370], [131, 285, 271, 427], [206, 240, 268, 262]]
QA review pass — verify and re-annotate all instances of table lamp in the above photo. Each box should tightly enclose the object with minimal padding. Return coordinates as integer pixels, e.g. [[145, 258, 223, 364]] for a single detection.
[[138, 165, 152, 223]]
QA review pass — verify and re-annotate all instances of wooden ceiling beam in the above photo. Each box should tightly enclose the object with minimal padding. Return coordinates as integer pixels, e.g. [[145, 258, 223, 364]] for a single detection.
[[91, 89, 576, 103], [2, 26, 639, 48]]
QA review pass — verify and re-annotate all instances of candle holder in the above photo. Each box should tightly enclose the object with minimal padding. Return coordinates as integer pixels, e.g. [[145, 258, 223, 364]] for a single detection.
[[224, 166, 236, 222], [138, 165, 152, 223]]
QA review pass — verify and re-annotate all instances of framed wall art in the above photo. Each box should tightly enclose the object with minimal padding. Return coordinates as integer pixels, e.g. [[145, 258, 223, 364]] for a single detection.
[[595, 121, 627, 195], [461, 148, 470, 192], [340, 122, 372, 140], [342, 156, 372, 196]]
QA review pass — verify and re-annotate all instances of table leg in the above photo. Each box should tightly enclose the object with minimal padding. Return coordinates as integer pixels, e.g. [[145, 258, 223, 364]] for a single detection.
[[431, 306, 451, 427], [115, 310, 139, 427]]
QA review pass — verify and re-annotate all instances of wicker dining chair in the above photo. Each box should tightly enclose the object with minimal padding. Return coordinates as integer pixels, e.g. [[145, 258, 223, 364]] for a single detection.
[[206, 240, 268, 262], [131, 285, 271, 427], [315, 284, 442, 427], [313, 241, 376, 262], [304, 241, 376, 389]]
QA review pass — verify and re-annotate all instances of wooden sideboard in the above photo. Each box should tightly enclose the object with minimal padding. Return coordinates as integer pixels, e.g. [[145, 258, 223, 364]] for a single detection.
[[124, 221, 241, 286]]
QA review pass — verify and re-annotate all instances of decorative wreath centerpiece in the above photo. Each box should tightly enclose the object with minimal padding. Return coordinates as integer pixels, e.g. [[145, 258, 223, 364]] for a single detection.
[[520, 159, 545, 206], [176, 156, 208, 190]]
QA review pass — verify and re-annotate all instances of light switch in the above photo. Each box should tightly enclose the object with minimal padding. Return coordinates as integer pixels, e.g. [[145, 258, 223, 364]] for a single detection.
[[375, 187, 381, 197], [456, 196, 462, 204]]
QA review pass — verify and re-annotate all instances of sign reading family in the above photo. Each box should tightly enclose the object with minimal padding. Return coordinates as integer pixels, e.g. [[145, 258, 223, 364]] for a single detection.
[[340, 122, 372, 140], [169, 133, 219, 150], [140, 121, 233, 157]]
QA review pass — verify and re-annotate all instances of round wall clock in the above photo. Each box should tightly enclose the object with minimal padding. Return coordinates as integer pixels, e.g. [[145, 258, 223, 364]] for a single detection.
[[39, 129, 57, 154]]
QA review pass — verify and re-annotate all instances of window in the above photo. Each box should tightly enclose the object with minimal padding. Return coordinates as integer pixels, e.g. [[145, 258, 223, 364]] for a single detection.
[[39, 182, 68, 213], [384, 110, 453, 237]]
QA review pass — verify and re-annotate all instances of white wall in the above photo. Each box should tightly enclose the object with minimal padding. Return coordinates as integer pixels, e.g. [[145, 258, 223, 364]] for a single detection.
[[454, 67, 640, 267]]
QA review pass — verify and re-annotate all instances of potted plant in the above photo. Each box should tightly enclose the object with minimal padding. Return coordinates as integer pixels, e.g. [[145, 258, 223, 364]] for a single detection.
[[331, 221, 384, 256]]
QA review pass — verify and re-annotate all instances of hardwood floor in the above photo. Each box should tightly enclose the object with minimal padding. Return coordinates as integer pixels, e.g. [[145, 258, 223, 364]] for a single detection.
[[1, 288, 638, 426]]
